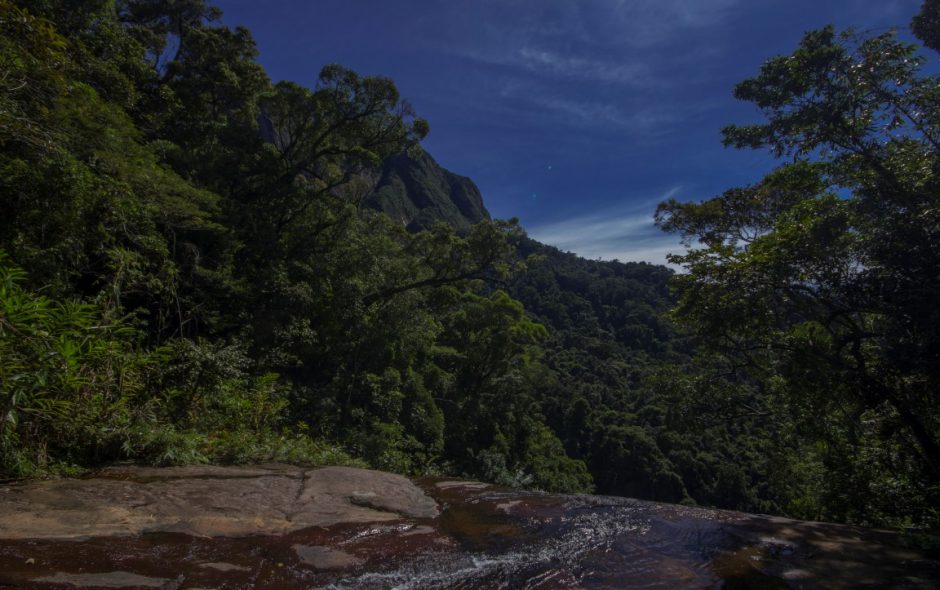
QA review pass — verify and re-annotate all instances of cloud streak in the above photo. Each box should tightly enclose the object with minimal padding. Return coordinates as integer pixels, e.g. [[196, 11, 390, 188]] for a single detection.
[[456, 45, 654, 87], [599, 0, 744, 47], [427, 0, 744, 141], [451, 0, 744, 50], [517, 47, 649, 84], [528, 187, 688, 266], [498, 88, 678, 133]]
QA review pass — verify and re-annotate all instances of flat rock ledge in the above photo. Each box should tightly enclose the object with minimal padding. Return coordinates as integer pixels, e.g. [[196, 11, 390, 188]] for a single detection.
[[0, 464, 438, 539], [1, 465, 937, 589]]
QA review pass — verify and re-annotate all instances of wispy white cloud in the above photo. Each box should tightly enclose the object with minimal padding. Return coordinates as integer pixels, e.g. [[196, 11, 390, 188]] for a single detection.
[[517, 47, 649, 84], [531, 211, 653, 249], [429, 0, 743, 138], [532, 97, 672, 132], [496, 83, 678, 133], [600, 0, 743, 47], [457, 45, 653, 87], [528, 187, 688, 266], [437, 0, 746, 77], [463, 0, 744, 49]]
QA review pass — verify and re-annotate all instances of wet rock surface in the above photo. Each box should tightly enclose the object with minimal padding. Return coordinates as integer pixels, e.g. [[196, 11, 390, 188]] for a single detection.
[[292, 545, 364, 569], [0, 465, 937, 589]]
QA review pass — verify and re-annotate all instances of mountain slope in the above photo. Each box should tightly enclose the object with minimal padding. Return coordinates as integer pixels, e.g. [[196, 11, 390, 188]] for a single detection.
[[365, 151, 490, 233]]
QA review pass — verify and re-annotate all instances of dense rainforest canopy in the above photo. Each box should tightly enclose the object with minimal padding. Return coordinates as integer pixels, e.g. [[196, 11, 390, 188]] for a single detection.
[[1, 0, 937, 535]]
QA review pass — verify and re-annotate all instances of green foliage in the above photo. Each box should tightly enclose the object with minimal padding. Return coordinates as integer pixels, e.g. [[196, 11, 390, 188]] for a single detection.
[[657, 18, 940, 528], [8, 0, 935, 535], [365, 150, 491, 234], [0, 0, 68, 151], [913, 0, 940, 51], [506, 239, 701, 500], [0, 250, 363, 476], [0, 251, 153, 474], [0, 0, 593, 492]]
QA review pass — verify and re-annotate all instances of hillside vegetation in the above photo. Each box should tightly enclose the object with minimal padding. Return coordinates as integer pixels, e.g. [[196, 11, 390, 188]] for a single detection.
[[1, 0, 937, 533]]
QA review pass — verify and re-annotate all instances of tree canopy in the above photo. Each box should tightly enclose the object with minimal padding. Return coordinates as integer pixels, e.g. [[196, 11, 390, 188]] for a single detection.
[[2, 0, 938, 534], [657, 4, 940, 526]]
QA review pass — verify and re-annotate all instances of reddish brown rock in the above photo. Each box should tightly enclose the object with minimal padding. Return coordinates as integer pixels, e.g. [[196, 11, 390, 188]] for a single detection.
[[293, 545, 364, 569], [0, 466, 937, 589]]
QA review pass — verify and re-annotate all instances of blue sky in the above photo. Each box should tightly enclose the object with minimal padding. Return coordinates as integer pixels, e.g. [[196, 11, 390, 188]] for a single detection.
[[217, 0, 922, 265]]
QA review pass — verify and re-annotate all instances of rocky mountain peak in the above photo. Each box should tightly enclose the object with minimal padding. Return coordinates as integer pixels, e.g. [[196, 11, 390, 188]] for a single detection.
[[365, 150, 490, 234]]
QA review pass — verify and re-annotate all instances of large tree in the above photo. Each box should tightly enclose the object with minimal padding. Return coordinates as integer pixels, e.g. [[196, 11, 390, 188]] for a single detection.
[[656, 6, 940, 522]]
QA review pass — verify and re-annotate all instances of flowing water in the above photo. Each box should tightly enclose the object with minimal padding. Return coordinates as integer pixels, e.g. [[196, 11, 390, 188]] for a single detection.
[[317, 484, 790, 590], [0, 475, 936, 589]]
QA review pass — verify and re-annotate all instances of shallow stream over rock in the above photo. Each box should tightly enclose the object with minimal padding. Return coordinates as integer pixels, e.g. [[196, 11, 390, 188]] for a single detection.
[[0, 465, 936, 589]]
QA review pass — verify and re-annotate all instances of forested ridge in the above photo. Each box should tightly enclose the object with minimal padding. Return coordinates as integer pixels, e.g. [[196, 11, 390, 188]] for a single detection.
[[1, 0, 938, 537]]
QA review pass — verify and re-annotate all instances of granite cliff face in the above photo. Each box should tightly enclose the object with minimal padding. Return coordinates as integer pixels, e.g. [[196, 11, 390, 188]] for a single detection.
[[365, 151, 490, 234], [260, 109, 489, 234]]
